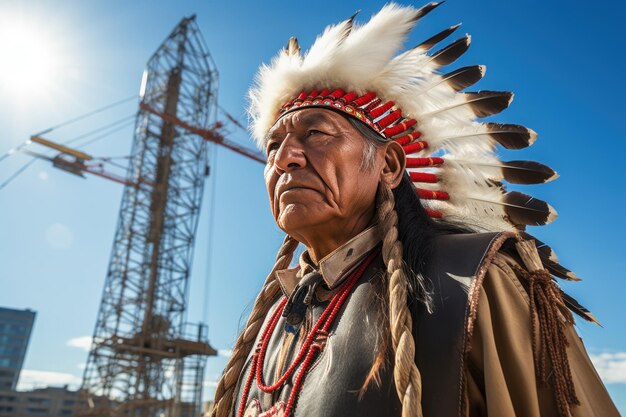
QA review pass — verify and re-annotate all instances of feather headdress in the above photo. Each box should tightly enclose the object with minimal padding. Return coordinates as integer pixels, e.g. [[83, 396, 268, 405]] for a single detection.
[[248, 2, 557, 233]]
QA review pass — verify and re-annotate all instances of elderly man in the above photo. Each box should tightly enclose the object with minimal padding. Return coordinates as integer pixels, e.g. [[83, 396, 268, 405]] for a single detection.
[[212, 3, 619, 417]]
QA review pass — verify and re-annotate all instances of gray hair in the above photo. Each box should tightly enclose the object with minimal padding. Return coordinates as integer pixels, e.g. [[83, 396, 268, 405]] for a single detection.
[[347, 117, 388, 171]]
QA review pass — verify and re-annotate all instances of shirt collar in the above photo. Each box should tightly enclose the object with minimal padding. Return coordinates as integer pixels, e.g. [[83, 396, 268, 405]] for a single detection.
[[275, 224, 382, 297]]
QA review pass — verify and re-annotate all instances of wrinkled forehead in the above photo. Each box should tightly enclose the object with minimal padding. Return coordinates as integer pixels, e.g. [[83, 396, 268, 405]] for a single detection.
[[265, 107, 353, 141]]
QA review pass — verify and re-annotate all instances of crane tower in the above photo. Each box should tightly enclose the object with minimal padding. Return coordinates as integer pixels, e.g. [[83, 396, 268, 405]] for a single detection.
[[77, 16, 217, 417]]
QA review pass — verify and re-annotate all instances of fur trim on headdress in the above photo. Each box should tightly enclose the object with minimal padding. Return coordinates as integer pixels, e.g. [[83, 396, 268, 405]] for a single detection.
[[248, 2, 557, 232]]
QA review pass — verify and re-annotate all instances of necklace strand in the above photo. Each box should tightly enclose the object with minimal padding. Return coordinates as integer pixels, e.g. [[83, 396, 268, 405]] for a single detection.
[[237, 248, 380, 417]]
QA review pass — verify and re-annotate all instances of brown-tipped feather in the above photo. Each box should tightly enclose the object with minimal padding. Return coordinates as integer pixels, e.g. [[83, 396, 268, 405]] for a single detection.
[[561, 291, 601, 326], [499, 160, 558, 184], [463, 91, 513, 118], [502, 191, 557, 226], [485, 123, 538, 149], [286, 37, 301, 56], [431, 35, 471, 66], [346, 10, 360, 33], [416, 23, 461, 52], [413, 1, 445, 22], [442, 65, 485, 92], [334, 12, 359, 47], [422, 90, 511, 119], [520, 233, 581, 281], [546, 262, 580, 281]]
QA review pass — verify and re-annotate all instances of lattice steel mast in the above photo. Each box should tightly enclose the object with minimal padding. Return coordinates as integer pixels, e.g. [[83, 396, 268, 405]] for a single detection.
[[77, 16, 217, 417]]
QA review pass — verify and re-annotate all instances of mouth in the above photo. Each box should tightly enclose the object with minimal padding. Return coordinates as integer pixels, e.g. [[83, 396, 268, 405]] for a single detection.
[[283, 186, 314, 193], [275, 178, 319, 202], [278, 186, 318, 201]]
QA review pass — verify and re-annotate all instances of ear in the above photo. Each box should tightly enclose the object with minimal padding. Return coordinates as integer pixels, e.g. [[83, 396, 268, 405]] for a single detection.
[[380, 140, 406, 189]]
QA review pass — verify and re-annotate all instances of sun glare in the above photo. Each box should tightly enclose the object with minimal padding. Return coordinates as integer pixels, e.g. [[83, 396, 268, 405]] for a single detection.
[[0, 17, 59, 97]]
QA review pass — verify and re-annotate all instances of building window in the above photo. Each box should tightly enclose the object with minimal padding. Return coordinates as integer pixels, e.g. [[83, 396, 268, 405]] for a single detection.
[[28, 398, 51, 405], [0, 346, 21, 356], [9, 325, 26, 335], [26, 407, 49, 415]]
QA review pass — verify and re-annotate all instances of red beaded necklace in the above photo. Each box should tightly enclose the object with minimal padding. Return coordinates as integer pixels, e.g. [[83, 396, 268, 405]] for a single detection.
[[237, 248, 380, 417]]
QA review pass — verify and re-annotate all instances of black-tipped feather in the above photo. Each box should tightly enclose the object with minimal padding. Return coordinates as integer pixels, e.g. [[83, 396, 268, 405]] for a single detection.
[[416, 23, 461, 52], [431, 35, 471, 66], [442, 65, 485, 92], [499, 160, 558, 184], [463, 91, 513, 118], [520, 233, 581, 281], [561, 291, 601, 326], [502, 191, 556, 226], [485, 123, 538, 149]]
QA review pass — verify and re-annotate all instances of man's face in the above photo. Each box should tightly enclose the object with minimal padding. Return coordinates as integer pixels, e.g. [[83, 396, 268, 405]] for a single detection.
[[264, 108, 385, 247]]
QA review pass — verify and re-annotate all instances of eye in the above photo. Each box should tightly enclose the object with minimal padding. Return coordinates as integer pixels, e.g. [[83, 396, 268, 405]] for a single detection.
[[307, 129, 322, 137], [266, 142, 279, 156]]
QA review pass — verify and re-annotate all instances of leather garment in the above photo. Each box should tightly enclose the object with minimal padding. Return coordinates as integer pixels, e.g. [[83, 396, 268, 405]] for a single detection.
[[233, 254, 401, 417], [232, 232, 507, 417]]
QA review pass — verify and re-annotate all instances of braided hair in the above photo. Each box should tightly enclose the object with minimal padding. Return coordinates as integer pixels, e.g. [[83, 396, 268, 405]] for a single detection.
[[211, 236, 298, 417], [352, 116, 469, 416]]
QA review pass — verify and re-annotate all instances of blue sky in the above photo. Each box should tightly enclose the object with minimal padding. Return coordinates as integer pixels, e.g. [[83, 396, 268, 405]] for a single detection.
[[0, 0, 624, 412]]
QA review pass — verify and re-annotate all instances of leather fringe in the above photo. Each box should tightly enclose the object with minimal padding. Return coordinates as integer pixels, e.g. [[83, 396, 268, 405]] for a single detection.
[[514, 239, 579, 417]]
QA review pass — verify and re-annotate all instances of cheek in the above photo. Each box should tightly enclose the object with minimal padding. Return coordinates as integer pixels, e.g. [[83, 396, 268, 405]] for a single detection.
[[335, 163, 381, 209], [264, 170, 278, 212]]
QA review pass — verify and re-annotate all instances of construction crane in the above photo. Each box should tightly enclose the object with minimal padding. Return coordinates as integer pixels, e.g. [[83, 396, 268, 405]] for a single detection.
[[15, 15, 263, 417]]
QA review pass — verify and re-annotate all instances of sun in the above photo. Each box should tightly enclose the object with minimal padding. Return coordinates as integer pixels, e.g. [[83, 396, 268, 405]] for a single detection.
[[0, 16, 59, 97]]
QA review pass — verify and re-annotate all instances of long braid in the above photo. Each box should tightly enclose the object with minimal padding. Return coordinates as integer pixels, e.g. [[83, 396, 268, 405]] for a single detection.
[[211, 235, 298, 417], [377, 182, 424, 417]]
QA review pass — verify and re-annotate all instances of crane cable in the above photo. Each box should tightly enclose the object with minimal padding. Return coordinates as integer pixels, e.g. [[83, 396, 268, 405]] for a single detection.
[[65, 115, 136, 148], [0, 95, 138, 164], [0, 158, 38, 191], [36, 95, 138, 135], [218, 105, 246, 133], [0, 96, 138, 191]]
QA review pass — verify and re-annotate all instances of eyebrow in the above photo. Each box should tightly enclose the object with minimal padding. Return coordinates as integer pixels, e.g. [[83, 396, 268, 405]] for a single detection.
[[265, 110, 340, 144], [294, 111, 333, 127]]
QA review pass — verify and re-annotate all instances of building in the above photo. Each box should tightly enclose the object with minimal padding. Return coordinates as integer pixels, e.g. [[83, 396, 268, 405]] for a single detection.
[[0, 386, 114, 417], [0, 307, 36, 391], [0, 386, 77, 416]]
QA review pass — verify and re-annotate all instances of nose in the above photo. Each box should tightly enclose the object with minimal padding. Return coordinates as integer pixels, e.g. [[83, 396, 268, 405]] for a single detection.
[[273, 134, 306, 175]]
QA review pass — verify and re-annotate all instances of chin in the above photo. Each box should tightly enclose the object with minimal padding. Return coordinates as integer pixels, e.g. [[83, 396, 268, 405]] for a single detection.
[[276, 205, 331, 236]]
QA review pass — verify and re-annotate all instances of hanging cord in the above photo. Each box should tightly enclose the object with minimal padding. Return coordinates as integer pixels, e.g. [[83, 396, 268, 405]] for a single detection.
[[202, 143, 218, 324]]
